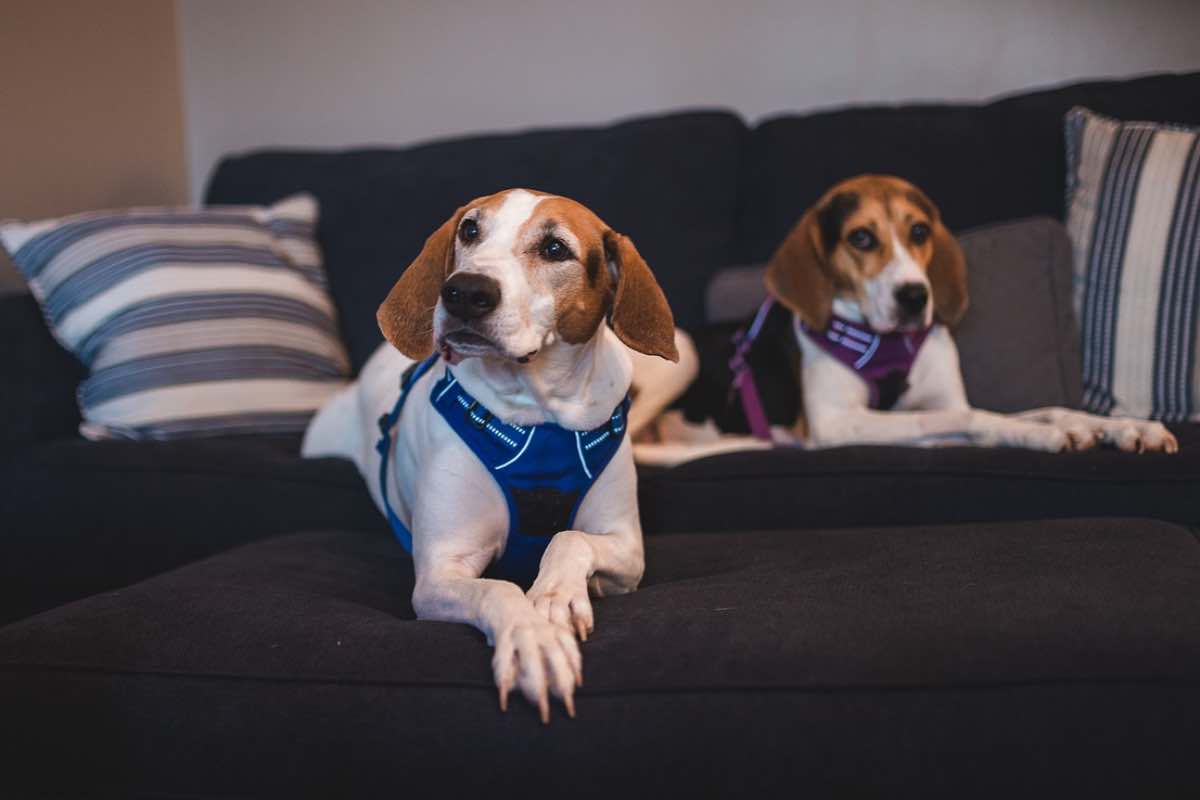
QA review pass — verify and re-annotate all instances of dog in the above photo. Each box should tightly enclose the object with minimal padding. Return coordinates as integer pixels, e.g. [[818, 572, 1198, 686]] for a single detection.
[[633, 175, 1178, 464], [303, 188, 683, 722]]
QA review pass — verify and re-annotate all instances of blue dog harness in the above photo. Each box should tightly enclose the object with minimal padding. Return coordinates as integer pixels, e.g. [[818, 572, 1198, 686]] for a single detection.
[[375, 355, 630, 587]]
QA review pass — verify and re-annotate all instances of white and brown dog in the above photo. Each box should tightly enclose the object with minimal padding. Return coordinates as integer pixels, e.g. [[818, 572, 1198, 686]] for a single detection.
[[633, 175, 1178, 463], [303, 189, 683, 722]]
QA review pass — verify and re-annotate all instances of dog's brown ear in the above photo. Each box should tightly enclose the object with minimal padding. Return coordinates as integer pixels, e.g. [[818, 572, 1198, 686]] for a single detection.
[[928, 220, 968, 327], [605, 231, 678, 362], [377, 209, 464, 359], [765, 209, 835, 330]]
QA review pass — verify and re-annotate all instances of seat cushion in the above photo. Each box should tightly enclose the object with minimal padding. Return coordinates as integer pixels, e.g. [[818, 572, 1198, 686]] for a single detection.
[[2, 520, 1198, 796], [6, 423, 1198, 622], [638, 423, 1200, 534], [0, 435, 383, 623], [205, 111, 748, 368]]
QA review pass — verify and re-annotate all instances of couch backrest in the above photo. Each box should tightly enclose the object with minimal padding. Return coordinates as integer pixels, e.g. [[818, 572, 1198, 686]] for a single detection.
[[206, 112, 747, 369], [736, 71, 1200, 263], [206, 72, 1200, 371]]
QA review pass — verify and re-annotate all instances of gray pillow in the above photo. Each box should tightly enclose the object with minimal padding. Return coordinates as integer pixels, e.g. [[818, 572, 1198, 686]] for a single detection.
[[704, 216, 1083, 413]]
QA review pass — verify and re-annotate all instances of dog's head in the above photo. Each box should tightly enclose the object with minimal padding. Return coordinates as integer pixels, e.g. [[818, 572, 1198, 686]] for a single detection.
[[377, 188, 678, 365], [765, 175, 967, 333]]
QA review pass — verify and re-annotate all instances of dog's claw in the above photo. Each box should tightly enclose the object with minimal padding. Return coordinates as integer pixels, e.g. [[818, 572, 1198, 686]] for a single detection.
[[494, 615, 583, 724]]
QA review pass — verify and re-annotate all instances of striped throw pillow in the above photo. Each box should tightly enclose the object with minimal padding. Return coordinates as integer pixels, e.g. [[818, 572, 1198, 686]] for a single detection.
[[1066, 107, 1200, 421], [0, 194, 351, 439]]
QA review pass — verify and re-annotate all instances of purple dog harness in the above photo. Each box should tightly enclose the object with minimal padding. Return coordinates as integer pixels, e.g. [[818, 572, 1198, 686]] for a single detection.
[[730, 298, 932, 440]]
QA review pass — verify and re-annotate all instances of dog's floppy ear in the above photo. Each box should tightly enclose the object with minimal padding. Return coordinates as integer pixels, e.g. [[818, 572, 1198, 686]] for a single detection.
[[928, 219, 968, 327], [765, 208, 835, 330], [377, 208, 465, 359], [604, 231, 678, 362]]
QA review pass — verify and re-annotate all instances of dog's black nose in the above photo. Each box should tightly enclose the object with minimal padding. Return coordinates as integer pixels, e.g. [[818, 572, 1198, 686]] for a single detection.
[[895, 283, 929, 317], [441, 273, 501, 320]]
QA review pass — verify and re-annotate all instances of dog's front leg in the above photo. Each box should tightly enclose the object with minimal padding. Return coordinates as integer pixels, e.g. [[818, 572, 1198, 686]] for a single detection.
[[528, 440, 645, 640], [807, 406, 1073, 450], [413, 564, 582, 722]]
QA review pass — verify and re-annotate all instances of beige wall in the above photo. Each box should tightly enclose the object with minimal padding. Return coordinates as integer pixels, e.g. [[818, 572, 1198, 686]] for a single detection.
[[0, 0, 188, 290]]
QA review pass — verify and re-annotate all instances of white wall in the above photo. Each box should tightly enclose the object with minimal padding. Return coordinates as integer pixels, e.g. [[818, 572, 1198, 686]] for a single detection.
[[178, 0, 1200, 198]]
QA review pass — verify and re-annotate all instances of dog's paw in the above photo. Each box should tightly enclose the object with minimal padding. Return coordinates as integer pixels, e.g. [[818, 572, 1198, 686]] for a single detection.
[[1060, 421, 1101, 451], [1082, 418, 1178, 454], [529, 580, 594, 642], [492, 614, 582, 723]]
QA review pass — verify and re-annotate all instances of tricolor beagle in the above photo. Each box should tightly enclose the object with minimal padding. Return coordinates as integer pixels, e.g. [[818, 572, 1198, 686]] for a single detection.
[[633, 175, 1178, 464], [303, 189, 683, 722]]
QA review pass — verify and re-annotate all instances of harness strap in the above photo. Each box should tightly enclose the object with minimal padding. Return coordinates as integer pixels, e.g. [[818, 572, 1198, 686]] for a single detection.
[[795, 314, 932, 411], [374, 354, 628, 586], [730, 297, 776, 441], [375, 354, 439, 552]]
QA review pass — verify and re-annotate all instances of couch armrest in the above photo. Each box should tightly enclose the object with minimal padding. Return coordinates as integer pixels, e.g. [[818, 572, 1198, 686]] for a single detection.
[[0, 292, 84, 446]]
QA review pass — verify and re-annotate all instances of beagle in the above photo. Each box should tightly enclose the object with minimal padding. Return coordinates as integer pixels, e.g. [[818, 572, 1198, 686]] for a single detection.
[[302, 189, 682, 722], [633, 175, 1178, 464]]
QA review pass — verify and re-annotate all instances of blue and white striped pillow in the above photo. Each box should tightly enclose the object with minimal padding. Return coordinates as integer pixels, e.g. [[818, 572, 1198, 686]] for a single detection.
[[0, 194, 351, 439], [1066, 107, 1200, 422]]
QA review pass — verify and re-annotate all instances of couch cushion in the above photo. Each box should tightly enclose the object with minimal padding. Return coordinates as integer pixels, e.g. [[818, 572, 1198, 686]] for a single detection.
[[0, 435, 383, 623], [953, 217, 1082, 411], [737, 71, 1200, 264], [205, 111, 748, 369], [0, 194, 352, 440], [2, 521, 1198, 796], [6, 421, 1198, 623], [1065, 106, 1200, 421], [639, 423, 1200, 534]]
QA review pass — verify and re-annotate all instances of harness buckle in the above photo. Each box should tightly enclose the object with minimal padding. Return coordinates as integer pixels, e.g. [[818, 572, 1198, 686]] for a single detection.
[[465, 400, 492, 430], [377, 413, 391, 434]]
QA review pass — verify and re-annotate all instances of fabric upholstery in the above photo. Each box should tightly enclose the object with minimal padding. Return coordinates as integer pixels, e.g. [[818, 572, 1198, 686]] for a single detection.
[[0, 195, 350, 439], [637, 422, 1200, 534], [5, 423, 1199, 624], [1065, 106, 1200, 420], [2, 521, 1198, 796], [0, 293, 84, 446], [0, 435, 383, 624]]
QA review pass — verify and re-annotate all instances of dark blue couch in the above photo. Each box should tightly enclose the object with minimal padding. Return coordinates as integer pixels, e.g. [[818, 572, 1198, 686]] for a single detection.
[[2, 72, 1199, 797]]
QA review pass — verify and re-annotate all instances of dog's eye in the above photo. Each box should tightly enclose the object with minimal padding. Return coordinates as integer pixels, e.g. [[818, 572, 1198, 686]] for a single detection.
[[539, 236, 573, 262], [910, 222, 931, 245], [459, 218, 479, 243], [847, 227, 876, 251]]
